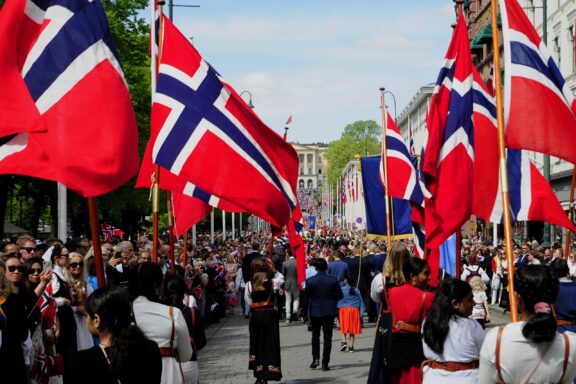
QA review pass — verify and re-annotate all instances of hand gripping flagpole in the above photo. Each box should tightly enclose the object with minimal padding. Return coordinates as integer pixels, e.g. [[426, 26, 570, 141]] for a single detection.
[[490, 0, 518, 322], [88, 198, 106, 288], [151, 0, 166, 263], [565, 168, 576, 259], [380, 88, 393, 248]]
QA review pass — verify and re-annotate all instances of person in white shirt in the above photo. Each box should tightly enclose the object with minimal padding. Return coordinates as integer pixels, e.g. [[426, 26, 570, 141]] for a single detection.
[[422, 279, 484, 384], [130, 262, 192, 384], [479, 265, 576, 384]]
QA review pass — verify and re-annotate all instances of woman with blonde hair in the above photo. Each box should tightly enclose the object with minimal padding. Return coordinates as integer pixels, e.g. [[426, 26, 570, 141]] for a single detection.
[[367, 242, 410, 384], [65, 252, 95, 351], [468, 276, 490, 329]]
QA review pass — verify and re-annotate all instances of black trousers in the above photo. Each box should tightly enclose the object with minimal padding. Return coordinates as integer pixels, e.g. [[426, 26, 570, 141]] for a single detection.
[[311, 316, 334, 365]]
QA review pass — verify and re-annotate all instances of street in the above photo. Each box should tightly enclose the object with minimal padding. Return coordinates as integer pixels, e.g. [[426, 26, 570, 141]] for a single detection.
[[198, 305, 511, 384]]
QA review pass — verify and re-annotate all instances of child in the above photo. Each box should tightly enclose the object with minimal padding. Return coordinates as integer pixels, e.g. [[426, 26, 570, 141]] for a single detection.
[[337, 273, 364, 352], [225, 280, 238, 316], [469, 276, 491, 328]]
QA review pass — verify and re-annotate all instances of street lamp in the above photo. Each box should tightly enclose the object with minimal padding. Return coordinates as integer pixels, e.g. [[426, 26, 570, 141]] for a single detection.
[[239, 90, 255, 109]]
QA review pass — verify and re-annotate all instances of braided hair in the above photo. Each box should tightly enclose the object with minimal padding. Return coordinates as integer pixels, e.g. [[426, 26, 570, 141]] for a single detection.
[[514, 265, 559, 343]]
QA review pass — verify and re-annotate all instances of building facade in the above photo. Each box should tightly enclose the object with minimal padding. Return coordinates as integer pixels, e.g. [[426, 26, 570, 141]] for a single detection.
[[290, 143, 329, 190]]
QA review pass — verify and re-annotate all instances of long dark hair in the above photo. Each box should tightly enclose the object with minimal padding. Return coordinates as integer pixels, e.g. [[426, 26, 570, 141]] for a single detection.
[[423, 279, 472, 354], [514, 265, 559, 343], [402, 257, 428, 283], [128, 262, 163, 302], [163, 271, 186, 309], [85, 287, 151, 377]]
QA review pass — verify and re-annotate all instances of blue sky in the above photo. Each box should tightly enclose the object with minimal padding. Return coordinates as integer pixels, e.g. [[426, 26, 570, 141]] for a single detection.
[[165, 1, 456, 143]]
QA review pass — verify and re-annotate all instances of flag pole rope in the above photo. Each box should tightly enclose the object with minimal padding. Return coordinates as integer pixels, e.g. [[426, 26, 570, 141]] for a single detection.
[[379, 88, 393, 248], [490, 0, 518, 322]]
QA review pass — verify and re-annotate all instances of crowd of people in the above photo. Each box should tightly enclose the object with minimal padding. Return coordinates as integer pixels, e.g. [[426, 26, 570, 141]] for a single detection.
[[1, 228, 576, 384]]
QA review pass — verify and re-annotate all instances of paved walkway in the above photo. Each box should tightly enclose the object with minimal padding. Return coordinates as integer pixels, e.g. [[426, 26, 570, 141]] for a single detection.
[[198, 305, 511, 384]]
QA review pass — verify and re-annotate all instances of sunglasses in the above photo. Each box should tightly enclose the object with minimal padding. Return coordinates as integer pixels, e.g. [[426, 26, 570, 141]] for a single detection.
[[28, 268, 42, 274], [69, 262, 84, 269], [7, 265, 24, 273], [24, 247, 36, 253]]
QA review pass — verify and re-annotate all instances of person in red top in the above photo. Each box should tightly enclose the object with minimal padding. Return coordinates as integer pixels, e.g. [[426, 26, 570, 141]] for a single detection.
[[387, 257, 435, 384]]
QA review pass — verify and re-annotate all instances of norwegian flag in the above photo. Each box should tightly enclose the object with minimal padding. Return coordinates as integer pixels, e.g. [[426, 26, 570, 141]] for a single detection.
[[472, 69, 575, 231], [149, 16, 298, 229], [409, 122, 416, 156], [500, 0, 576, 164], [38, 282, 56, 328], [423, 12, 475, 249], [285, 115, 293, 125], [100, 223, 125, 242], [380, 110, 424, 206], [0, 0, 139, 197]]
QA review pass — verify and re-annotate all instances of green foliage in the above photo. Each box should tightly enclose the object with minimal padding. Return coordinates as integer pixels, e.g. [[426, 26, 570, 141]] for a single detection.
[[325, 120, 381, 186]]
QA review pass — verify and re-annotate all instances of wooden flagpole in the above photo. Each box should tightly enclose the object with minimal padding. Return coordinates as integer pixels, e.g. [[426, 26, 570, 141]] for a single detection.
[[380, 88, 393, 248], [167, 190, 176, 274], [88, 198, 106, 288], [490, 0, 518, 322], [183, 229, 189, 268], [565, 168, 576, 259], [151, 1, 166, 264]]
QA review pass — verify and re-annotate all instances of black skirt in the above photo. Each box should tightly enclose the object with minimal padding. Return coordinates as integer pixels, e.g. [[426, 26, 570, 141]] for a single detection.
[[248, 307, 282, 381], [367, 311, 392, 384]]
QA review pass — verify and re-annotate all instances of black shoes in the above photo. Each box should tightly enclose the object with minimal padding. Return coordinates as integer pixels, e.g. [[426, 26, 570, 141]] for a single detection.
[[321, 364, 330, 371], [340, 342, 347, 352], [310, 359, 319, 369]]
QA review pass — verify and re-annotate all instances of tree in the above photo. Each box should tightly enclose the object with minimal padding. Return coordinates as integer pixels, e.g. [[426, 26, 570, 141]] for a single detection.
[[325, 120, 381, 186]]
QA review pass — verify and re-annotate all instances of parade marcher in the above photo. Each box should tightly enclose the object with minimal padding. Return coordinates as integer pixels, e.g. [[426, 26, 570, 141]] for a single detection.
[[479, 265, 576, 383], [130, 262, 193, 384], [300, 257, 343, 371], [422, 279, 484, 383], [281, 250, 299, 323], [490, 249, 504, 305], [247, 257, 282, 383], [367, 242, 409, 384], [550, 258, 576, 334], [327, 250, 348, 284], [337, 273, 364, 353], [387, 257, 435, 384], [460, 253, 490, 285], [67, 286, 162, 384]]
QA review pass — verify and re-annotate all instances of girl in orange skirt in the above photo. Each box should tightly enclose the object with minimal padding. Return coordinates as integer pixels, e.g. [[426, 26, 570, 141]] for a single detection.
[[337, 274, 364, 352]]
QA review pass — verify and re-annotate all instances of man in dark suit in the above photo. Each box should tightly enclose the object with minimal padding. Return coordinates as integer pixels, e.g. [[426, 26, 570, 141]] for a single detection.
[[516, 243, 531, 266], [282, 250, 299, 323], [300, 258, 343, 371]]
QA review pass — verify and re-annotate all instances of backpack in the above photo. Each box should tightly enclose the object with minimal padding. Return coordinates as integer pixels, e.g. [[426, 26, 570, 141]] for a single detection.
[[465, 266, 480, 283]]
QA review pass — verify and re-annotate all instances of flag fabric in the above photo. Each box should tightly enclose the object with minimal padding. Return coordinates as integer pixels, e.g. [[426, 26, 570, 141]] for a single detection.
[[38, 282, 56, 328], [472, 69, 575, 231], [439, 234, 457, 277], [287, 205, 307, 287], [149, 16, 298, 228], [500, 0, 576, 164], [0, 0, 139, 197], [100, 223, 125, 242], [423, 12, 475, 249], [172, 192, 213, 237], [411, 203, 426, 258], [409, 122, 416, 156], [361, 156, 413, 238], [285, 115, 293, 125], [0, 0, 44, 137], [380, 110, 424, 206]]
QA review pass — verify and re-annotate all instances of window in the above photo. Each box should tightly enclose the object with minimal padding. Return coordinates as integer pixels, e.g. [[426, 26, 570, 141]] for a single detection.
[[299, 154, 304, 163], [308, 168, 312, 175], [299, 168, 304, 175], [307, 179, 314, 189], [307, 154, 313, 164], [299, 179, 305, 188]]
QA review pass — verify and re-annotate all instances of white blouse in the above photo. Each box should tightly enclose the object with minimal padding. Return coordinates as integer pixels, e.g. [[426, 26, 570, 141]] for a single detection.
[[422, 316, 485, 384], [479, 321, 576, 384]]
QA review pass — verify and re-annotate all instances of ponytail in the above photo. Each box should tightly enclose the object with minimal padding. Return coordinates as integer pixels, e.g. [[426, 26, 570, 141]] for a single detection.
[[514, 265, 559, 343], [423, 279, 471, 354]]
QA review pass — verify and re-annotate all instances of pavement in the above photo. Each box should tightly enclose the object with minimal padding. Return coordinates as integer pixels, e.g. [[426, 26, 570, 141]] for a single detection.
[[198, 304, 513, 384]]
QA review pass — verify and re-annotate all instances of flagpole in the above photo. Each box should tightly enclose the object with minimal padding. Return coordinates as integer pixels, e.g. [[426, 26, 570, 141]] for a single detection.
[[183, 228, 189, 268], [210, 210, 214, 243], [380, 87, 393, 247], [88, 197, 106, 288], [151, 1, 166, 264], [490, 0, 518, 322], [565, 168, 576, 259], [167, 191, 176, 274]]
